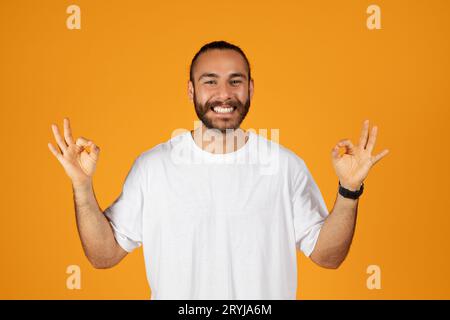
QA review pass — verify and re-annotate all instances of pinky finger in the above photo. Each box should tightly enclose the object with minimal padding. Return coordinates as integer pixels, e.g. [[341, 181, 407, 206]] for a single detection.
[[48, 142, 64, 163], [371, 149, 390, 165]]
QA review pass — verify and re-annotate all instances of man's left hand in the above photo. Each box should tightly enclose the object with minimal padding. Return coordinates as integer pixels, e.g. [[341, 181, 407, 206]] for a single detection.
[[331, 119, 389, 191]]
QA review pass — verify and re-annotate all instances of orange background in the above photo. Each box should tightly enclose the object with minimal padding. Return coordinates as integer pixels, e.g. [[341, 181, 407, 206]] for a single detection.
[[1, 0, 449, 299]]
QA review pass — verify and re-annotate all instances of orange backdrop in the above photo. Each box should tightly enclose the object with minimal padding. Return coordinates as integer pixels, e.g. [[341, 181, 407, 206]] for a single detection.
[[1, 0, 449, 299]]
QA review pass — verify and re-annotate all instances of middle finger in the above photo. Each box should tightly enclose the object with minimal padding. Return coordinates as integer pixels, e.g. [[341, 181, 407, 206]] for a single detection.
[[64, 118, 75, 145], [51, 123, 68, 153], [358, 119, 369, 149], [365, 126, 378, 153]]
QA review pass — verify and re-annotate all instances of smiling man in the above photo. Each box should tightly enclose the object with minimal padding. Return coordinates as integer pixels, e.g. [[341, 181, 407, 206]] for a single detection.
[[190, 46, 251, 132], [48, 40, 389, 299]]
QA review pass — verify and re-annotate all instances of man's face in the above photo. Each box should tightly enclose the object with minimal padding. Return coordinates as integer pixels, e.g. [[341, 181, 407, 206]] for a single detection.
[[189, 49, 254, 132]]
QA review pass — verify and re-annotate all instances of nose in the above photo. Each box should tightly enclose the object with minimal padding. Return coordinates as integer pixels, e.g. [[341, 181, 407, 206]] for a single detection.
[[215, 82, 233, 102]]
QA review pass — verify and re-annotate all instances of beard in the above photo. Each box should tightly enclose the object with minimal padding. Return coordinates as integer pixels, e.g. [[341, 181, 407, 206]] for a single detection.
[[193, 88, 251, 133]]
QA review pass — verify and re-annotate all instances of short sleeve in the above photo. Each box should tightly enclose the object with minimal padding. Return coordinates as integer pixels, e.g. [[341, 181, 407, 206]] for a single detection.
[[292, 160, 329, 257], [104, 156, 145, 253]]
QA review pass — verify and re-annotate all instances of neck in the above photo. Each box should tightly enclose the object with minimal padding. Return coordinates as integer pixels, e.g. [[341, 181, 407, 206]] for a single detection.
[[190, 123, 249, 154]]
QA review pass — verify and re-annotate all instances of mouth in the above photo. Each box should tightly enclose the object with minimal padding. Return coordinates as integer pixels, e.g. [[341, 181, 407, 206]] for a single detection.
[[210, 105, 237, 114]]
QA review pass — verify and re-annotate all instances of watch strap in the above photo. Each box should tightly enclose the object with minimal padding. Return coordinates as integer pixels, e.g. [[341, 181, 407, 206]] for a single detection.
[[338, 181, 364, 199]]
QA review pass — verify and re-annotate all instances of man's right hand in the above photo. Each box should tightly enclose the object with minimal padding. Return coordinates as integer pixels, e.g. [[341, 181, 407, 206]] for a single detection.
[[48, 117, 100, 187]]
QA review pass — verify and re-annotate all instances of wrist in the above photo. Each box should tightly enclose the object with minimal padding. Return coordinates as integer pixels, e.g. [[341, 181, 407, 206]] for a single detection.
[[72, 179, 93, 191], [338, 180, 364, 200], [339, 181, 362, 192]]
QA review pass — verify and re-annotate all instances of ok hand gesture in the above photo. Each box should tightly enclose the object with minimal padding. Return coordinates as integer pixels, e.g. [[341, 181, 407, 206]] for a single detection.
[[48, 118, 100, 187], [331, 120, 389, 191]]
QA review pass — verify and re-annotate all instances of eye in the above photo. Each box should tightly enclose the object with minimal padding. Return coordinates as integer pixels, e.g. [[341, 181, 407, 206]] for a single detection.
[[231, 79, 243, 85], [204, 80, 216, 85]]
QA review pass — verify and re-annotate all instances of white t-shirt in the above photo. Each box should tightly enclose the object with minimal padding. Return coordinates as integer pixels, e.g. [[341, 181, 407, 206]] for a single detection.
[[104, 130, 329, 300]]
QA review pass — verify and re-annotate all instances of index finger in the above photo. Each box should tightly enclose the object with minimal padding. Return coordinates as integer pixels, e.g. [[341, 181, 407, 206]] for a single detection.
[[64, 117, 75, 145]]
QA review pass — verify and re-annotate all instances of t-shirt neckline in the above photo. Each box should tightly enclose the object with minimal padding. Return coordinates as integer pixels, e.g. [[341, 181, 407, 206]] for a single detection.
[[186, 130, 254, 160]]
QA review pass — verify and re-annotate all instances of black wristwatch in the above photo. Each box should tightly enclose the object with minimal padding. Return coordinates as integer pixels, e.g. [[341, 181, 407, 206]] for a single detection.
[[338, 181, 364, 200]]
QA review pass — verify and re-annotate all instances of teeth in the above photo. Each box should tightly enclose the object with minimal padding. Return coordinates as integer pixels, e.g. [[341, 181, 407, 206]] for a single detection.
[[213, 106, 234, 113]]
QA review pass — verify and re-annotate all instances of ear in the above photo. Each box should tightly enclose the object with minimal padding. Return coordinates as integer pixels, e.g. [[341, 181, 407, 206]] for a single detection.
[[188, 80, 194, 103], [249, 78, 254, 100]]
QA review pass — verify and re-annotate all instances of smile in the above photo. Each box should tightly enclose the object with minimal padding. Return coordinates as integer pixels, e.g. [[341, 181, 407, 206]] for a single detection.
[[211, 106, 236, 114]]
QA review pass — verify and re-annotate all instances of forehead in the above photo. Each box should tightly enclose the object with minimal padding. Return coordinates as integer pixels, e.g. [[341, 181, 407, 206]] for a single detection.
[[193, 49, 248, 80]]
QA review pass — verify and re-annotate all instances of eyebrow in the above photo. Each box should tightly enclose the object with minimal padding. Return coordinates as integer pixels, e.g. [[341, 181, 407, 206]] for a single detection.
[[230, 72, 247, 80], [198, 72, 248, 81]]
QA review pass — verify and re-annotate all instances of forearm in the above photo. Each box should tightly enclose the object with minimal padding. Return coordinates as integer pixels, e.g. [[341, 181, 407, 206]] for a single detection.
[[72, 181, 123, 268], [310, 192, 359, 269], [311, 118, 388, 268]]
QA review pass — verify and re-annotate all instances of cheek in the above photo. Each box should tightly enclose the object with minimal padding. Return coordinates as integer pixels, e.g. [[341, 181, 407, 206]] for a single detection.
[[196, 94, 212, 109], [235, 88, 249, 101], [194, 89, 207, 104], [199, 94, 210, 106]]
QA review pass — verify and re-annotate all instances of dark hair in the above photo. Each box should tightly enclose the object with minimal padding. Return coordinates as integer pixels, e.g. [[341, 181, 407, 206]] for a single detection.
[[189, 40, 251, 83]]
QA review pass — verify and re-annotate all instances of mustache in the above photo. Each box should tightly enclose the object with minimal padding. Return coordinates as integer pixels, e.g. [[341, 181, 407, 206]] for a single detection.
[[205, 99, 242, 109]]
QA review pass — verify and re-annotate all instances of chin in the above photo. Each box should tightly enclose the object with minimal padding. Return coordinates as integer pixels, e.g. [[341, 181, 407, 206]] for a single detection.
[[210, 121, 241, 132]]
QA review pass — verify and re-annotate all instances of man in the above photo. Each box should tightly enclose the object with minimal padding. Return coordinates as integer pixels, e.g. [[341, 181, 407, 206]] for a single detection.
[[48, 41, 389, 299]]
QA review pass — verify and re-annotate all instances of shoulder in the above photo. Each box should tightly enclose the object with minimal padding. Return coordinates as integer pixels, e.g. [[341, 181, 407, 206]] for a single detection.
[[134, 131, 189, 168], [251, 131, 308, 174]]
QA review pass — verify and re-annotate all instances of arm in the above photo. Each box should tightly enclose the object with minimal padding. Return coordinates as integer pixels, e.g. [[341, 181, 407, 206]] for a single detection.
[[310, 119, 389, 269], [48, 117, 127, 269], [72, 181, 128, 269], [310, 188, 359, 269]]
